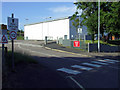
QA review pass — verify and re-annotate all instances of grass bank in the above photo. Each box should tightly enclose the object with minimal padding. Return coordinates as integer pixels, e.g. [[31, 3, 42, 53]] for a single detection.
[[3, 51, 39, 88], [5, 51, 38, 68]]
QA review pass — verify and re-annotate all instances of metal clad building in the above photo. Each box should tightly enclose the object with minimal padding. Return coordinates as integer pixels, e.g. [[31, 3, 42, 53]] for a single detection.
[[24, 16, 87, 40]]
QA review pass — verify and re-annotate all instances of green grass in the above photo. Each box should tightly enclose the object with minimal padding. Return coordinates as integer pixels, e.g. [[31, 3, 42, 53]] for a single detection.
[[17, 36, 24, 40], [8, 35, 24, 40], [5, 51, 38, 68]]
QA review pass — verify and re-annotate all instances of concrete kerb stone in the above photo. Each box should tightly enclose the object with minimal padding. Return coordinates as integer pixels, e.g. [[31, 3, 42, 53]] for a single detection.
[[44, 46, 91, 57]]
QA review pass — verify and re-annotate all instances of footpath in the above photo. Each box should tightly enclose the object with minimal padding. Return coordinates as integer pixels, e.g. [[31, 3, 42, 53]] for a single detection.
[[44, 42, 120, 60]]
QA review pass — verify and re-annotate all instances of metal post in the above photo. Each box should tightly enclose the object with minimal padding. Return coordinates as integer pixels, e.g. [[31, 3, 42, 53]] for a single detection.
[[98, 0, 100, 52], [79, 14, 81, 41], [12, 13, 15, 71], [2, 44, 5, 70]]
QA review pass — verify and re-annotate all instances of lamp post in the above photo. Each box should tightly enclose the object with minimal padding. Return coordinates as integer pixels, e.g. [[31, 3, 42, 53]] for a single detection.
[[45, 17, 51, 38], [44, 17, 51, 44], [98, 0, 100, 52]]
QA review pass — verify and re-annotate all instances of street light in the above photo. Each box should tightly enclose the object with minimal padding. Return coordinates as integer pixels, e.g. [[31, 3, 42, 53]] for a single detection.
[[44, 17, 52, 38], [98, 0, 100, 52]]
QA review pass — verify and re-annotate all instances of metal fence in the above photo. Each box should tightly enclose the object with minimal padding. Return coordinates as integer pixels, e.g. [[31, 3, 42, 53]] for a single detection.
[[57, 38, 88, 51]]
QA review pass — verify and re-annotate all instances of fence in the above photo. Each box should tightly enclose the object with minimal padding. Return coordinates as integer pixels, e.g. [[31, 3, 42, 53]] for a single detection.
[[57, 38, 88, 51], [57, 38, 120, 52]]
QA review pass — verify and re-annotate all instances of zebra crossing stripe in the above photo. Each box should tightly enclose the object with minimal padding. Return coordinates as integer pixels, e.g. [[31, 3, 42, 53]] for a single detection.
[[71, 65, 93, 71], [91, 61, 108, 65], [57, 68, 81, 75], [104, 59, 119, 62], [98, 60, 115, 64], [82, 63, 101, 68]]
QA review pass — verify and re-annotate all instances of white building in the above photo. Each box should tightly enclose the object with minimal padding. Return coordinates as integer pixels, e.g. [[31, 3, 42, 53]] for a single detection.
[[24, 16, 87, 40]]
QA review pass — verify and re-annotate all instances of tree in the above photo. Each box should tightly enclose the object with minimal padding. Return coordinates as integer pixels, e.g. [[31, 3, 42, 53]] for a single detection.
[[71, 2, 120, 42]]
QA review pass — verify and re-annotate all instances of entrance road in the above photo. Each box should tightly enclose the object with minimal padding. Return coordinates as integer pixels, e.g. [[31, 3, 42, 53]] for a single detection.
[[6, 40, 119, 88]]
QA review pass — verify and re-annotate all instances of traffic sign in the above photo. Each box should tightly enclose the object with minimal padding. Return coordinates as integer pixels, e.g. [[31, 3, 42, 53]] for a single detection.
[[8, 17, 18, 31], [0, 29, 7, 35], [9, 31, 17, 40], [73, 41, 80, 47], [0, 35, 8, 44], [78, 28, 82, 34]]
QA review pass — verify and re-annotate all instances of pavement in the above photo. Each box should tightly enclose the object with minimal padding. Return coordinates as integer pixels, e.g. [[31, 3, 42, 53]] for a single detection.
[[44, 41, 120, 60]]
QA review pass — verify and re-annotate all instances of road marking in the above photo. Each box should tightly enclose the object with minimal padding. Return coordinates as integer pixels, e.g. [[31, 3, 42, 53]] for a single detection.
[[82, 63, 101, 68], [98, 60, 115, 64], [66, 76, 85, 90], [104, 59, 119, 62], [57, 68, 81, 75], [91, 61, 108, 65], [71, 65, 93, 71]]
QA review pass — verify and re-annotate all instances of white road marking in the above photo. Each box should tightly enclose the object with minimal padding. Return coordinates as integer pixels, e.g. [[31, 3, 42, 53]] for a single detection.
[[71, 65, 93, 71], [98, 60, 115, 64], [91, 61, 108, 65], [66, 76, 85, 90], [82, 63, 101, 68], [104, 59, 119, 62], [57, 68, 81, 75]]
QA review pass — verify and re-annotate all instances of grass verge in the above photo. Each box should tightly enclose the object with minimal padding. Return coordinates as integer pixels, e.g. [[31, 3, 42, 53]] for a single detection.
[[3, 51, 38, 88], [5, 51, 38, 68]]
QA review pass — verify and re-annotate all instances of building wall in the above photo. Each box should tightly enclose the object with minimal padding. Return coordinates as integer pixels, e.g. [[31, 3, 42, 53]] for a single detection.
[[24, 18, 70, 40], [24, 23, 42, 40], [69, 17, 88, 40]]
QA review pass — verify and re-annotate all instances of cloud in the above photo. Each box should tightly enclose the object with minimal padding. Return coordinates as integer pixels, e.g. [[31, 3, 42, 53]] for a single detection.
[[49, 6, 76, 13]]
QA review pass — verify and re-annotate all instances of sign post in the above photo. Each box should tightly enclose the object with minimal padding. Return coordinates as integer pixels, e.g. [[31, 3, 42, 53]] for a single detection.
[[7, 13, 18, 71], [0, 24, 8, 72]]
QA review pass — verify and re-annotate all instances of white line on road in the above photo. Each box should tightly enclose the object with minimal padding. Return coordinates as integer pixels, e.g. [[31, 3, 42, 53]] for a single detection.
[[66, 76, 85, 90], [71, 65, 93, 71], [104, 59, 119, 62], [98, 60, 115, 64], [82, 63, 101, 68], [57, 68, 81, 75], [91, 61, 108, 65]]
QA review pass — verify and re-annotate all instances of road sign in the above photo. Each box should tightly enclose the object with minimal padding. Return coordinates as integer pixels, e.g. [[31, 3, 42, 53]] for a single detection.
[[73, 41, 80, 47], [0, 29, 7, 35], [0, 35, 8, 44], [8, 17, 18, 31], [0, 24, 7, 30], [9, 31, 17, 40], [78, 28, 82, 34]]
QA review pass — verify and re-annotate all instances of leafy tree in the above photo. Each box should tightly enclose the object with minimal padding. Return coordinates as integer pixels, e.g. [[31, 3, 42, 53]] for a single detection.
[[72, 1, 120, 42]]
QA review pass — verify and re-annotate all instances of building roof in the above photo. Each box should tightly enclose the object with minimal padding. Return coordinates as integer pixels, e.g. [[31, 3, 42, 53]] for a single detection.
[[24, 16, 73, 26]]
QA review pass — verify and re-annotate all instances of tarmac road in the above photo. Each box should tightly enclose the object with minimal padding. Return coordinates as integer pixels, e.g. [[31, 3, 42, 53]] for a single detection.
[[6, 40, 120, 89]]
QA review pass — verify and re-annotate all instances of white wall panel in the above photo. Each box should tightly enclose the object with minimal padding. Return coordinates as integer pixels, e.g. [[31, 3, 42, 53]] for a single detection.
[[24, 18, 70, 40]]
